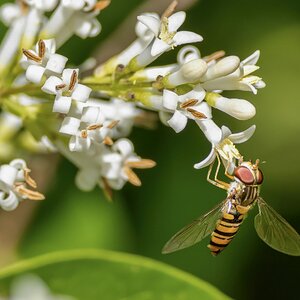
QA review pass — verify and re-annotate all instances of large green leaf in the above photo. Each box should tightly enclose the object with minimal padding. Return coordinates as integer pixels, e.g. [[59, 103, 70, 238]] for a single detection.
[[0, 249, 230, 300]]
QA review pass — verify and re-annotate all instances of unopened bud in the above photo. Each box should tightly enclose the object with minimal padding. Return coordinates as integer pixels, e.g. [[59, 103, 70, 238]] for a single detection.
[[201, 56, 240, 82], [163, 59, 207, 88], [206, 93, 255, 120]]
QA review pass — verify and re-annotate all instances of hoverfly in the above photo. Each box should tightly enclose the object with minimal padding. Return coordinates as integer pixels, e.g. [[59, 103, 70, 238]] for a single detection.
[[163, 157, 300, 256]]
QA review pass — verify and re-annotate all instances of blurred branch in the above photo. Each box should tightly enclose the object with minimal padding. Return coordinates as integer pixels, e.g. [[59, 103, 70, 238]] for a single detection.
[[93, 0, 199, 64]]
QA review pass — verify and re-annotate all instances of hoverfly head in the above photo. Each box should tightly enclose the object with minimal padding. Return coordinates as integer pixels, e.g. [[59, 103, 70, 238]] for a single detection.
[[234, 160, 264, 186]]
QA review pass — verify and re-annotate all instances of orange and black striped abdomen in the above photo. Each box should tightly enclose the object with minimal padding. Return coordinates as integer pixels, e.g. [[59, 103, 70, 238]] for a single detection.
[[208, 212, 244, 256]]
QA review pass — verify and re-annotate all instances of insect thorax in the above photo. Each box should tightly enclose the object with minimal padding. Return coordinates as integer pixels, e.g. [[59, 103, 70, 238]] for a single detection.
[[228, 181, 260, 207]]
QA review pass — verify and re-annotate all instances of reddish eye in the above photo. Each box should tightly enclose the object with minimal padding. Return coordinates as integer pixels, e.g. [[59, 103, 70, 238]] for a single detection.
[[234, 166, 254, 184], [256, 169, 264, 184]]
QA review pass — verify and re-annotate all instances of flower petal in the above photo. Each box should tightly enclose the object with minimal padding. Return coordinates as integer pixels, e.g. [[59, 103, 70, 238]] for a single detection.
[[113, 139, 134, 157], [173, 31, 203, 46], [0, 164, 18, 187], [137, 15, 160, 36], [196, 119, 222, 144], [45, 53, 68, 74], [167, 111, 188, 133], [0, 191, 19, 211], [162, 89, 178, 110], [229, 125, 256, 144], [168, 11, 186, 32], [151, 38, 171, 56], [26, 65, 45, 83], [81, 106, 104, 124], [194, 147, 216, 169], [72, 84, 92, 102], [59, 117, 81, 135], [242, 50, 260, 65], [42, 76, 63, 94], [53, 96, 72, 114]]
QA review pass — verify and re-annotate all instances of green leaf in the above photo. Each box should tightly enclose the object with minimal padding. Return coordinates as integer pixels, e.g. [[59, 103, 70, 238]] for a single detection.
[[0, 249, 230, 300]]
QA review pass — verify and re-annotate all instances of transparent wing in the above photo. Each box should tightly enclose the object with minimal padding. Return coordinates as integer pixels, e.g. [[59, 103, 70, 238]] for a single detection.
[[162, 199, 229, 254], [255, 197, 300, 256]]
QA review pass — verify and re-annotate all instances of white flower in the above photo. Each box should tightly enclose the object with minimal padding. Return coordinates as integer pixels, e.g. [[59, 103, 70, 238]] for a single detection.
[[0, 159, 44, 211], [160, 85, 211, 133], [59, 110, 116, 152], [42, 69, 92, 114], [194, 124, 256, 172], [201, 50, 266, 94], [137, 11, 203, 57], [21, 39, 68, 83], [9, 274, 74, 300], [101, 138, 156, 190], [87, 98, 141, 138], [205, 92, 256, 120]]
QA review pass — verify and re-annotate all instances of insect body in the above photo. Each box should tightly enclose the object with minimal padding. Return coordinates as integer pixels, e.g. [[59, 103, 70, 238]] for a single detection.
[[163, 159, 300, 256]]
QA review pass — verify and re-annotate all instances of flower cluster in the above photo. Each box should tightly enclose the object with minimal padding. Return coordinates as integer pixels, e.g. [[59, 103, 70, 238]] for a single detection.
[[0, 0, 265, 210], [0, 159, 44, 211]]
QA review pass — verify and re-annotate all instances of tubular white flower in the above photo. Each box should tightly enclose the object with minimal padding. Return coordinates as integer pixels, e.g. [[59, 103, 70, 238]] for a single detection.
[[0, 158, 44, 211], [129, 11, 203, 70], [201, 51, 265, 94], [205, 92, 256, 120], [160, 85, 211, 133], [194, 124, 256, 170], [42, 69, 92, 114], [137, 11, 203, 57], [101, 138, 156, 190], [21, 39, 68, 83], [87, 98, 142, 138], [163, 59, 207, 87]]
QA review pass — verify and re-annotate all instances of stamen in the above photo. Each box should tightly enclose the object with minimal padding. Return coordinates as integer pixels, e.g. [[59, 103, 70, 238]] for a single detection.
[[94, 0, 111, 11], [15, 185, 45, 201], [56, 83, 67, 90], [180, 99, 199, 109], [24, 168, 37, 189], [203, 50, 226, 63], [162, 0, 178, 19], [101, 177, 113, 201], [87, 124, 103, 130], [38, 40, 46, 59], [103, 136, 113, 146], [126, 159, 156, 169], [22, 49, 42, 63], [123, 166, 142, 187], [81, 130, 88, 138], [186, 108, 207, 119], [107, 120, 119, 129], [69, 70, 78, 91]]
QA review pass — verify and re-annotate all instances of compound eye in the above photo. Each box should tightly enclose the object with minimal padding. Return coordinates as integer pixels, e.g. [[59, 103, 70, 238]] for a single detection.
[[256, 169, 264, 184], [234, 166, 254, 184]]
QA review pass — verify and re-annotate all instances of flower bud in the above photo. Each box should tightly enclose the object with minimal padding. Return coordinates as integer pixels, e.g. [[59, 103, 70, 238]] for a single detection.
[[206, 93, 255, 120], [164, 59, 207, 87], [200, 56, 240, 82]]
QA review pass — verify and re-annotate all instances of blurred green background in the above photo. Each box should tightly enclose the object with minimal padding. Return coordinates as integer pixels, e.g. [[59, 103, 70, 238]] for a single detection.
[[1, 0, 300, 299]]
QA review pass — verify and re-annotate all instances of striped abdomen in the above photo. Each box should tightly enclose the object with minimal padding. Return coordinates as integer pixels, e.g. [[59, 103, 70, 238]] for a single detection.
[[208, 211, 244, 256]]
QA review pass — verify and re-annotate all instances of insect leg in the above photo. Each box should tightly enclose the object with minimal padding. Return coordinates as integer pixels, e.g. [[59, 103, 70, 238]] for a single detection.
[[214, 154, 230, 189], [207, 157, 228, 190]]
